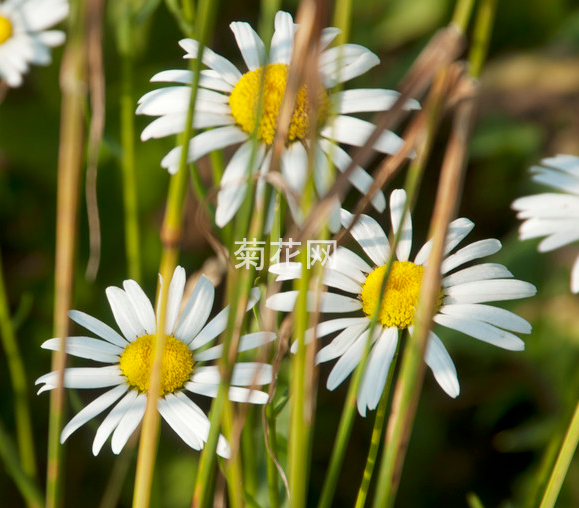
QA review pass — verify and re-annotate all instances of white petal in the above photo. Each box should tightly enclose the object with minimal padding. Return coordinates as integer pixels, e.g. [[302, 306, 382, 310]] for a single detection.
[[137, 87, 228, 116], [424, 332, 459, 398], [92, 390, 138, 455], [41, 337, 123, 363], [322, 115, 405, 156], [329, 247, 373, 278], [357, 327, 398, 416], [106, 287, 144, 341], [441, 239, 502, 274], [318, 140, 386, 212], [442, 263, 513, 287], [179, 39, 242, 86], [531, 166, 579, 194], [333, 88, 420, 114], [123, 280, 157, 335], [434, 314, 525, 351], [414, 218, 474, 266], [316, 321, 369, 363], [269, 11, 295, 65], [280, 141, 308, 194], [216, 141, 266, 227], [161, 126, 248, 175], [186, 382, 269, 404], [541, 154, 579, 174], [439, 304, 532, 334], [319, 44, 379, 87], [326, 330, 371, 391], [141, 111, 234, 140], [111, 393, 147, 454], [443, 279, 536, 304], [340, 209, 389, 266], [292, 316, 369, 353], [230, 21, 266, 70], [61, 385, 128, 443], [36, 366, 124, 394], [164, 266, 186, 335], [538, 228, 579, 253], [266, 290, 362, 313], [190, 307, 229, 350], [158, 395, 204, 451], [175, 275, 215, 345], [572, 254, 579, 294], [68, 310, 128, 348], [231, 363, 273, 385], [194, 331, 276, 361], [389, 189, 412, 261]]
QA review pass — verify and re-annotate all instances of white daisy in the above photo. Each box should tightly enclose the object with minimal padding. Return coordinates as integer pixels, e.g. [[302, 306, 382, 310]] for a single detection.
[[512, 154, 579, 293], [36, 267, 275, 457], [137, 10, 418, 230], [0, 0, 68, 87], [266, 189, 536, 416]]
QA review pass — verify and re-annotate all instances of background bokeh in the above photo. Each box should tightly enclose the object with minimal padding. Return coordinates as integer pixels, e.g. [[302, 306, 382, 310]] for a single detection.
[[1, 0, 579, 506]]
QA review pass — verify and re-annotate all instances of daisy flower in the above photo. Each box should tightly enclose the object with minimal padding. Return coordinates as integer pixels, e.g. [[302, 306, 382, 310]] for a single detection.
[[266, 189, 536, 416], [36, 267, 275, 457], [0, 0, 68, 87], [512, 154, 579, 293], [137, 10, 418, 230]]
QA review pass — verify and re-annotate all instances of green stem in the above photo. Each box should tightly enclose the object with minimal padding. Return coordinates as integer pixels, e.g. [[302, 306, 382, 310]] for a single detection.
[[331, 0, 353, 45], [538, 393, 579, 508], [265, 403, 281, 508], [0, 419, 44, 508], [0, 245, 39, 506], [46, 0, 86, 505], [119, 15, 141, 282], [468, 0, 497, 79], [451, 0, 476, 33], [354, 346, 399, 508]]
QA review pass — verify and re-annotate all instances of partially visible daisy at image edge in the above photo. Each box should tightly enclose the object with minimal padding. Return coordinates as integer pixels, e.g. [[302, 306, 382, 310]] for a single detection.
[[137, 10, 419, 230], [0, 0, 68, 87], [36, 266, 275, 457], [267, 189, 536, 416], [512, 154, 579, 293]]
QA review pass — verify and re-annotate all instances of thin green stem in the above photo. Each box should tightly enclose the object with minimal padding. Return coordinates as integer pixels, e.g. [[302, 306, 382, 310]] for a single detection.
[[46, 0, 86, 505], [354, 346, 399, 508], [0, 244, 39, 507], [468, 0, 497, 79], [0, 419, 44, 508], [451, 0, 476, 33], [119, 2, 141, 282], [538, 393, 579, 508], [265, 403, 281, 508], [132, 0, 217, 505], [331, 0, 353, 45]]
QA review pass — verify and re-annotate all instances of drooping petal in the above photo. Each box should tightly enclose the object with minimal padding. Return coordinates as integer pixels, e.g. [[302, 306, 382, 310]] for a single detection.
[[433, 314, 525, 351], [357, 327, 398, 416], [316, 321, 369, 364], [111, 393, 147, 454], [61, 385, 128, 443], [424, 332, 459, 398], [326, 329, 372, 391], [92, 390, 138, 455]]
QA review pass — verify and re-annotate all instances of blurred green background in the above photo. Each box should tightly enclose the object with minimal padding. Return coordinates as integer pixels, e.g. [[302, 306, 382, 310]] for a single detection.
[[1, 0, 579, 506]]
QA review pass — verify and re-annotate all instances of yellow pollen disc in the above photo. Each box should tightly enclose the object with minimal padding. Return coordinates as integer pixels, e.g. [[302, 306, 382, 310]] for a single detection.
[[361, 261, 436, 329], [119, 334, 194, 396], [228, 63, 329, 145], [0, 16, 12, 45]]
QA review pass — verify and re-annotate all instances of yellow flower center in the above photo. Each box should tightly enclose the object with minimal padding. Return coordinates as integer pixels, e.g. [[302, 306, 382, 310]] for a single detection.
[[0, 16, 12, 45], [228, 63, 329, 145], [119, 334, 194, 396], [361, 261, 440, 329]]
